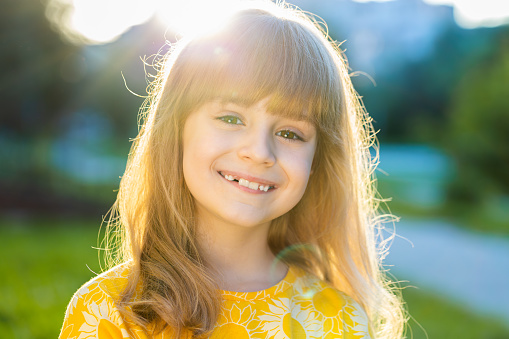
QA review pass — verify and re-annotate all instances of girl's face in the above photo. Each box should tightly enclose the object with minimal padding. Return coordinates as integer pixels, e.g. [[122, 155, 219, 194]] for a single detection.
[[182, 98, 317, 229]]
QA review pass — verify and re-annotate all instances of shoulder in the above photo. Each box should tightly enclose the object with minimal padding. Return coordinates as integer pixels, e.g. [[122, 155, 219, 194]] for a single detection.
[[59, 263, 134, 339], [67, 262, 132, 309], [81, 262, 132, 299], [287, 267, 373, 338]]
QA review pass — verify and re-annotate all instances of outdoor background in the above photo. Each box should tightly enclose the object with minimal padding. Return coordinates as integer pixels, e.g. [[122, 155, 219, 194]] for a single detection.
[[1, 0, 508, 338]]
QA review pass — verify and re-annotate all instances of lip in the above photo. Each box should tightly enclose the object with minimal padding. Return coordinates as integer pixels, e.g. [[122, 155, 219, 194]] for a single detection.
[[218, 170, 277, 193]]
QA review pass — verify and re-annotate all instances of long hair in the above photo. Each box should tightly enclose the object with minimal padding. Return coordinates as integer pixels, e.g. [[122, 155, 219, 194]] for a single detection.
[[105, 1, 405, 337]]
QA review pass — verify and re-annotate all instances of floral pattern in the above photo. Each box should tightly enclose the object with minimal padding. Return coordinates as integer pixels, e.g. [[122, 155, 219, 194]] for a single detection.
[[60, 265, 371, 338]]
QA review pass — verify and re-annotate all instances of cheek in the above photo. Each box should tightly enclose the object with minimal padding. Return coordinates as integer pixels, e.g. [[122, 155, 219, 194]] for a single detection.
[[182, 147, 195, 193], [299, 148, 316, 189], [183, 134, 227, 167], [182, 125, 230, 184], [182, 119, 205, 185], [284, 148, 315, 191]]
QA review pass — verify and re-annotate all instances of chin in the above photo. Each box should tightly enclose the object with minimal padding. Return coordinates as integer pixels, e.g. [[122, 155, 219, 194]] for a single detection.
[[222, 215, 272, 229]]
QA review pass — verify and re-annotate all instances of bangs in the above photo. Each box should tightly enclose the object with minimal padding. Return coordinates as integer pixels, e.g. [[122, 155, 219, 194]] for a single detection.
[[171, 9, 342, 126]]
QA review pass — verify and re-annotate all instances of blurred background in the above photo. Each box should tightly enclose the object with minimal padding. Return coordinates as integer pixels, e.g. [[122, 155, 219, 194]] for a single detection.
[[1, 0, 508, 337]]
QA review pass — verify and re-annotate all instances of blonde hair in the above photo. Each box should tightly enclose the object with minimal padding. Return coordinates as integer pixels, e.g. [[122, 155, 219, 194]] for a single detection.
[[105, 1, 405, 338]]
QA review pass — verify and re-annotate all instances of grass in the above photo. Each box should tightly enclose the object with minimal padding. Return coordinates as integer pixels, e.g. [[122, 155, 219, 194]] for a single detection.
[[1, 217, 508, 338], [0, 216, 102, 339], [385, 200, 509, 237], [376, 180, 509, 237], [401, 286, 509, 339]]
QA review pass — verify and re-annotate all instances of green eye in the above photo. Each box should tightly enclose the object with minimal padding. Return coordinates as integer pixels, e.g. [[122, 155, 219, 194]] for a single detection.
[[219, 115, 243, 125], [277, 130, 302, 141]]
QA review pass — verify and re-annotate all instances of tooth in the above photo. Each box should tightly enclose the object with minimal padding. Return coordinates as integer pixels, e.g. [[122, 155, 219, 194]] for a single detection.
[[239, 178, 249, 187], [248, 182, 259, 190], [259, 185, 264, 191], [227, 175, 233, 181], [264, 186, 269, 192]]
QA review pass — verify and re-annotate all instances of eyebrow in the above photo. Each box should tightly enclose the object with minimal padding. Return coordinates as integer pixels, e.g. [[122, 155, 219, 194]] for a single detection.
[[220, 100, 312, 122], [277, 112, 311, 122]]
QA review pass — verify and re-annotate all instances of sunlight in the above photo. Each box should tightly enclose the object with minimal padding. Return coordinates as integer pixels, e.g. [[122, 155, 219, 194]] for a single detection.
[[423, 0, 509, 28], [46, 0, 239, 45], [155, 0, 238, 37], [45, 0, 156, 45], [46, 0, 509, 45], [71, 0, 155, 43], [354, 0, 509, 28]]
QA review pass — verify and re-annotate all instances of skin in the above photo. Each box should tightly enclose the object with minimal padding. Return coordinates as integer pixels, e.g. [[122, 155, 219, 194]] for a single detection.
[[182, 98, 317, 291]]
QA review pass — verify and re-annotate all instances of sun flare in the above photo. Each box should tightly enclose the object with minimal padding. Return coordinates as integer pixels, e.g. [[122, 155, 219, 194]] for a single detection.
[[46, 0, 509, 45], [46, 0, 241, 45], [71, 0, 155, 43], [156, 0, 239, 37]]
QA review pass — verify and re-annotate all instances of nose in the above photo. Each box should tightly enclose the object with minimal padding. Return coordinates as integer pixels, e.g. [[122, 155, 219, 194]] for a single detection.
[[237, 127, 276, 166]]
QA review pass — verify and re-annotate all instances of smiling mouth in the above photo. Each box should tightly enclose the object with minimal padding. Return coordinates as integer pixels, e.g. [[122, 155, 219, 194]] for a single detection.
[[218, 172, 275, 192]]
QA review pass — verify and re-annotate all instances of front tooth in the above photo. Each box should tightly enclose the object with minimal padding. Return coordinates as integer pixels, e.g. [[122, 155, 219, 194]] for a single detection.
[[239, 178, 249, 187], [248, 182, 259, 190]]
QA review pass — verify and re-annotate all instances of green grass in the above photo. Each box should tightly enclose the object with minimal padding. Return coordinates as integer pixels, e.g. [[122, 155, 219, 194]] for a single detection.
[[376, 180, 509, 237], [1, 217, 508, 338], [0, 217, 101, 339], [402, 287, 509, 339], [384, 200, 509, 237]]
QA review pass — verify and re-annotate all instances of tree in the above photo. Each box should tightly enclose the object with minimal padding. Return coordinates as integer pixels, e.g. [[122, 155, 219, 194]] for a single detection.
[[445, 28, 509, 202]]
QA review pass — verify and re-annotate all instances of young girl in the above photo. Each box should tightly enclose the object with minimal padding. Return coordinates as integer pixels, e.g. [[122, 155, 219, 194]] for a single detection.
[[60, 1, 405, 338]]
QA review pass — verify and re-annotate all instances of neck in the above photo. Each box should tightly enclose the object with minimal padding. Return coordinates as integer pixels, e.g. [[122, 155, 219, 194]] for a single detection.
[[196, 218, 287, 292]]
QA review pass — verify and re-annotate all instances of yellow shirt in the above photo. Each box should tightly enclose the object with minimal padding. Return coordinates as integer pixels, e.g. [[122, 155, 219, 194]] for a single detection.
[[59, 264, 371, 338]]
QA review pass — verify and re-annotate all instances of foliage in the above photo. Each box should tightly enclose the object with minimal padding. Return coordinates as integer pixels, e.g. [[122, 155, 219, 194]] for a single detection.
[[0, 0, 151, 205], [0, 0, 77, 137], [444, 29, 509, 202], [354, 24, 503, 143]]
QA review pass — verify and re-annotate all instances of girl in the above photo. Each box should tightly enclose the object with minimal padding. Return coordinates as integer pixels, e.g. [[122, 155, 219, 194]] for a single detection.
[[60, 1, 405, 338]]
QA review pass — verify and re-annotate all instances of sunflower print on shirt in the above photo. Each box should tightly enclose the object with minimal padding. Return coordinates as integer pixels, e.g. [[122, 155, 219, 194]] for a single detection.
[[60, 264, 372, 338]]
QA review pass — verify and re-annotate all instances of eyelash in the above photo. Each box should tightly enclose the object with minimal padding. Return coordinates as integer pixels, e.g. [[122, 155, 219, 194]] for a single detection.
[[216, 115, 304, 141], [275, 130, 303, 141], [217, 115, 243, 125]]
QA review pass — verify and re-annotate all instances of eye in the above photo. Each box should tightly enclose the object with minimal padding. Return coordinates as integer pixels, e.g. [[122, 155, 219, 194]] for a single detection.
[[217, 115, 244, 125], [276, 130, 303, 141]]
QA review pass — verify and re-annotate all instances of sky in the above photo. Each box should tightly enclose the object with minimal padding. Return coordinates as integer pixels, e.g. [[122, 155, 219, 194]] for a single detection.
[[44, 0, 509, 45], [423, 0, 509, 28]]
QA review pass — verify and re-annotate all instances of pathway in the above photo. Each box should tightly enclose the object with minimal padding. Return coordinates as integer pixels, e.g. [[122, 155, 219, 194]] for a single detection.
[[384, 218, 509, 323]]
